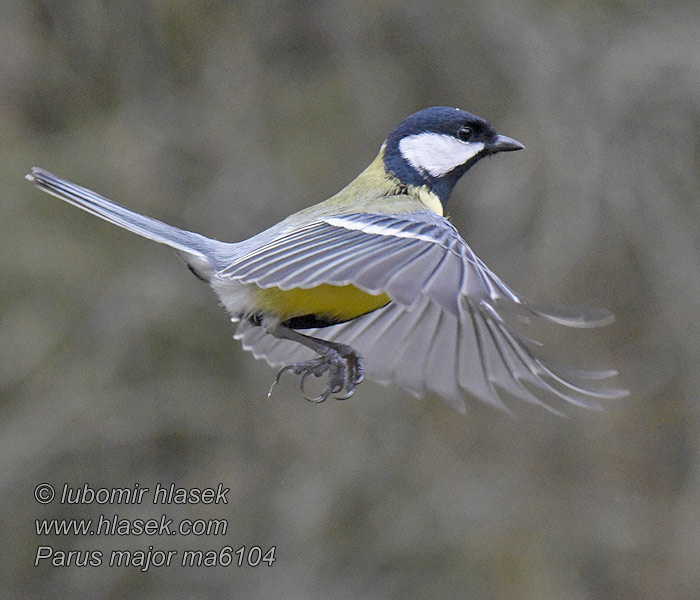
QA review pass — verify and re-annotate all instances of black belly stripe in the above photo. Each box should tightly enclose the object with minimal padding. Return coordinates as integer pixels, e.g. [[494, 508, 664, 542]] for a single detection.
[[282, 314, 345, 329]]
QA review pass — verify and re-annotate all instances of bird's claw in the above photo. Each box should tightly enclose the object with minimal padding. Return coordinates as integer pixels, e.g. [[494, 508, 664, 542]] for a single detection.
[[269, 345, 364, 404], [333, 348, 365, 400]]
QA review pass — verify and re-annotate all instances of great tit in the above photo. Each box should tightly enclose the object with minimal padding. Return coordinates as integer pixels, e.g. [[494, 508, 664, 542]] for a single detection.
[[27, 106, 626, 413]]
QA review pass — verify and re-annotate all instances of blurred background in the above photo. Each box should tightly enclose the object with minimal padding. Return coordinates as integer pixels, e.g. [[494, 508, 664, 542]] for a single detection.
[[2, 1, 700, 598]]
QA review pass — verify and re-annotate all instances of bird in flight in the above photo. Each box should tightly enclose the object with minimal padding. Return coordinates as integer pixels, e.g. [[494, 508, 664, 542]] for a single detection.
[[27, 106, 626, 413]]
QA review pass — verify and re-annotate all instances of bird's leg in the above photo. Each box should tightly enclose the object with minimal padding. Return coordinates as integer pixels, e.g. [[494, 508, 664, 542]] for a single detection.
[[264, 323, 365, 403]]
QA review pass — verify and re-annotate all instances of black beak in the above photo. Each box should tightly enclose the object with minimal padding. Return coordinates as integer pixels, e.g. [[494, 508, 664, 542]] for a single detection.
[[488, 134, 525, 153]]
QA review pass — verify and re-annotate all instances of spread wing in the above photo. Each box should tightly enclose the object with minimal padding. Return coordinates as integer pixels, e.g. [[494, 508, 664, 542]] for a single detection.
[[234, 298, 625, 414], [221, 212, 626, 412]]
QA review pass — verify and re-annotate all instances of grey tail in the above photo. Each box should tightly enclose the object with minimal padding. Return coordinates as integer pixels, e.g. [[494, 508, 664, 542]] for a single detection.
[[27, 167, 218, 279]]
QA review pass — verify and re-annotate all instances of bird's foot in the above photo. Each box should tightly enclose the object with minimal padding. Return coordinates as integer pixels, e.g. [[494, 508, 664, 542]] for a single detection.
[[331, 342, 365, 400], [268, 344, 364, 403]]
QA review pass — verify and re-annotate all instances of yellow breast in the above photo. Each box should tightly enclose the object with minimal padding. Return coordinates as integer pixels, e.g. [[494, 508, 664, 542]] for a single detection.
[[254, 284, 390, 324]]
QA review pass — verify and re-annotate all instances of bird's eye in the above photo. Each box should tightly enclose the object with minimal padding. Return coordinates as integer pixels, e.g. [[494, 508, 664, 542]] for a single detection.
[[457, 126, 473, 142]]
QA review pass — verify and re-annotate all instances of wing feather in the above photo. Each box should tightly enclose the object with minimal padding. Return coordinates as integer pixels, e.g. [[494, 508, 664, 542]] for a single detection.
[[356, 300, 431, 379], [235, 318, 312, 364], [222, 223, 334, 275], [220, 213, 467, 310], [235, 291, 623, 412], [381, 244, 447, 306], [420, 252, 464, 316], [233, 230, 370, 285], [304, 236, 410, 288], [346, 244, 433, 291], [226, 211, 625, 412], [424, 310, 463, 411], [389, 299, 442, 398]]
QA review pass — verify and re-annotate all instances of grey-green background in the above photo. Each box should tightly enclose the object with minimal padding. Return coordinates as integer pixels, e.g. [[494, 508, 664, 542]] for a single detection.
[[3, 1, 699, 598]]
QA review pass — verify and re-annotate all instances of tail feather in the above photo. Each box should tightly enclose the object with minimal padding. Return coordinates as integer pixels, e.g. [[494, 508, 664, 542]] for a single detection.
[[27, 167, 219, 277]]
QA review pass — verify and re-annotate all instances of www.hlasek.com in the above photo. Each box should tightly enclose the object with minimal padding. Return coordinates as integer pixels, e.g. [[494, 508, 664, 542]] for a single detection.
[[33, 483, 275, 571]]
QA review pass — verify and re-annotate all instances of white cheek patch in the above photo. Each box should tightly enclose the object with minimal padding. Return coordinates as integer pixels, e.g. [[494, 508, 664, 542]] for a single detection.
[[399, 133, 485, 177]]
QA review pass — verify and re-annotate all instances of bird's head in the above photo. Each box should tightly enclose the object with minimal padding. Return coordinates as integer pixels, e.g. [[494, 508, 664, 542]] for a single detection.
[[382, 106, 524, 206]]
